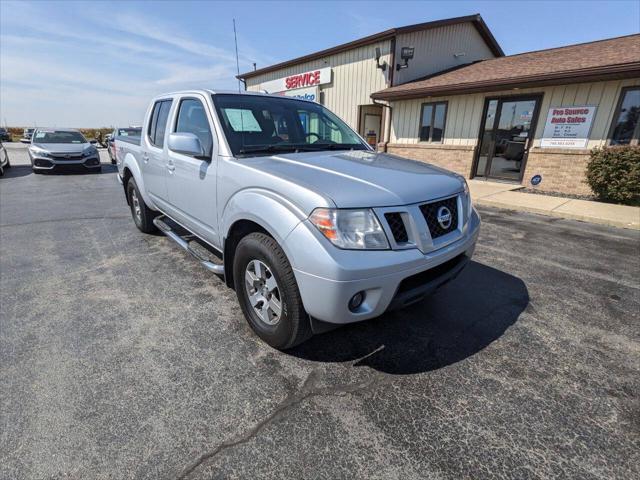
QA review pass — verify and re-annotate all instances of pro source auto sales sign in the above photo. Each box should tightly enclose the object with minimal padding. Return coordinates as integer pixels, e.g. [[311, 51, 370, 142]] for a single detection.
[[541, 106, 597, 149]]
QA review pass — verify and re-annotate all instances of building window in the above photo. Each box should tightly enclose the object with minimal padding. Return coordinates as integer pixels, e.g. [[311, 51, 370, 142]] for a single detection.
[[609, 87, 640, 146], [419, 102, 447, 143]]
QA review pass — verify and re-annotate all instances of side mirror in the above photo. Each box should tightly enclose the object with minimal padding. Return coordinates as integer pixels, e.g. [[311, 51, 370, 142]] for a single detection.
[[168, 132, 205, 158], [89, 139, 98, 145]]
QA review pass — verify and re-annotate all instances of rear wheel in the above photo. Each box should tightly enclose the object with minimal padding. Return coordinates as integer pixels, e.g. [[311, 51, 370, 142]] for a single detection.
[[233, 233, 311, 349], [127, 178, 157, 233]]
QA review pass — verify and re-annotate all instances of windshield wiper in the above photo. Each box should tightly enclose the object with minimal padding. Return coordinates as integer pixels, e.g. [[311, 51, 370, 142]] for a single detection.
[[237, 144, 303, 155], [300, 143, 366, 151], [237, 143, 367, 156]]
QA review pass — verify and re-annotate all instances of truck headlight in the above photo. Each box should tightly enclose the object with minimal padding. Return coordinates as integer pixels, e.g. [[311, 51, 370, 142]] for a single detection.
[[309, 208, 389, 250], [460, 178, 472, 221]]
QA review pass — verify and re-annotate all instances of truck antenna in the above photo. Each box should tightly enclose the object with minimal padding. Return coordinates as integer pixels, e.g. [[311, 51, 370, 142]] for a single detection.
[[233, 19, 241, 93]]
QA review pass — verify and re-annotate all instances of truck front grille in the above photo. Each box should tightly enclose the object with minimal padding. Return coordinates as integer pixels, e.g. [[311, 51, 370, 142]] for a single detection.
[[384, 212, 408, 243], [419, 196, 458, 239]]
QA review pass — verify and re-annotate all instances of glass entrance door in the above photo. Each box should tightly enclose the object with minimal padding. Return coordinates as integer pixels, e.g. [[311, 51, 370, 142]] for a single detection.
[[474, 96, 541, 181]]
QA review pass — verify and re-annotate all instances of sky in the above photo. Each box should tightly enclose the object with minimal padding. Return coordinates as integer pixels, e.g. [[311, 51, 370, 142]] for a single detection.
[[1, 0, 638, 128]]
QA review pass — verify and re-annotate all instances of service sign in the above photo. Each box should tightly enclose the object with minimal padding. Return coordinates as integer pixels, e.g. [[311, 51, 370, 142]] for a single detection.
[[540, 106, 597, 149], [260, 67, 331, 95]]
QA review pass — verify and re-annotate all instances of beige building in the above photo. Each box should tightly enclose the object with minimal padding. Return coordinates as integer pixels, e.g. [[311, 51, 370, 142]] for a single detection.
[[239, 15, 502, 146], [238, 15, 640, 195]]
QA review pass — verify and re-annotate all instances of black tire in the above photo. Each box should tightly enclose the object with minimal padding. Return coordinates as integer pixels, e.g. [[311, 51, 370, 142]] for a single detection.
[[233, 232, 312, 349], [126, 177, 157, 233]]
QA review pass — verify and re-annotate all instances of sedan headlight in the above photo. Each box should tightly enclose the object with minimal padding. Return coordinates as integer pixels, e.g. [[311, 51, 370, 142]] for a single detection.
[[309, 208, 389, 250], [83, 146, 97, 156], [29, 147, 49, 158]]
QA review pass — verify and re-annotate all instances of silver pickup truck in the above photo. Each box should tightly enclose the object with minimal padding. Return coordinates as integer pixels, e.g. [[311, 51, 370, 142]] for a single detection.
[[116, 90, 480, 349]]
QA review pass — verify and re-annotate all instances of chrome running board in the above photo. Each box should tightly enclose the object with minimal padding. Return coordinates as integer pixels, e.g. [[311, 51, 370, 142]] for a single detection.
[[153, 216, 224, 276]]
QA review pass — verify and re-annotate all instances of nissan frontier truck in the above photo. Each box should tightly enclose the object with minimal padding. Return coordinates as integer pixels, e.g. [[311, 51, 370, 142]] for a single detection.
[[116, 90, 480, 349]]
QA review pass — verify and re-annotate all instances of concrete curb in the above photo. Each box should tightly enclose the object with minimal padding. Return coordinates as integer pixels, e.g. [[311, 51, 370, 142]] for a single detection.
[[469, 180, 640, 231], [476, 197, 640, 230]]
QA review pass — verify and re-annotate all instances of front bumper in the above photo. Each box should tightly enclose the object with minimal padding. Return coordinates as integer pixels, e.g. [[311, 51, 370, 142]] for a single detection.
[[287, 207, 480, 324], [31, 154, 101, 170]]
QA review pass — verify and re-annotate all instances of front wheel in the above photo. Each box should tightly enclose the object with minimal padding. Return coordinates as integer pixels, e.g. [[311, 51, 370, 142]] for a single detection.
[[233, 233, 311, 349], [126, 178, 157, 233]]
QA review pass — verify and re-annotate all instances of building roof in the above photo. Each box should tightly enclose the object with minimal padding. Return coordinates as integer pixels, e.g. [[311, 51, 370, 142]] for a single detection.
[[371, 34, 640, 100], [237, 14, 503, 80]]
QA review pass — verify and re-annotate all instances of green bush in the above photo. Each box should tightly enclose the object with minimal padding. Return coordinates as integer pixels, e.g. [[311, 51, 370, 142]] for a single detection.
[[586, 146, 640, 206]]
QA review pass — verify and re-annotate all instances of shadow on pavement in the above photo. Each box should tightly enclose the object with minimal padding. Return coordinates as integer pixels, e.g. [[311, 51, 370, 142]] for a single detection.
[[0, 163, 118, 176], [0, 165, 33, 179], [287, 261, 529, 375]]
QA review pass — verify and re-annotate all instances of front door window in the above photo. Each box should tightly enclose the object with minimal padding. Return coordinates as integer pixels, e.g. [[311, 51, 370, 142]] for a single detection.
[[475, 96, 540, 181]]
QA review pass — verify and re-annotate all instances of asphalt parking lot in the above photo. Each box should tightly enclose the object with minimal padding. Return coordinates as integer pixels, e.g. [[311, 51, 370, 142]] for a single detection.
[[1, 143, 639, 479]]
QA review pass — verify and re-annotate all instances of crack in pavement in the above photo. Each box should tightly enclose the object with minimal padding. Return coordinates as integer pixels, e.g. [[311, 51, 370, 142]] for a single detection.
[[0, 214, 130, 228], [176, 366, 390, 479]]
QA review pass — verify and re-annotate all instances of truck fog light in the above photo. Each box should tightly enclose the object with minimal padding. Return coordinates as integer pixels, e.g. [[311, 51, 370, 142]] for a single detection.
[[349, 291, 365, 312]]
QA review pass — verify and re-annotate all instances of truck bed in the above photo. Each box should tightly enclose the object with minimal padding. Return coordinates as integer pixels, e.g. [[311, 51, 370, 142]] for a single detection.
[[115, 135, 141, 146]]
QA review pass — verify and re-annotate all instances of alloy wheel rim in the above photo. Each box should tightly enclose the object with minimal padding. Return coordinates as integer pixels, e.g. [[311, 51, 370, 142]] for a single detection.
[[244, 259, 282, 326], [131, 189, 142, 222]]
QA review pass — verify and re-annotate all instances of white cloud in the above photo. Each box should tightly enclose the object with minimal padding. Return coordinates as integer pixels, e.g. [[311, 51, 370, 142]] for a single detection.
[[0, 1, 267, 126], [112, 13, 238, 63]]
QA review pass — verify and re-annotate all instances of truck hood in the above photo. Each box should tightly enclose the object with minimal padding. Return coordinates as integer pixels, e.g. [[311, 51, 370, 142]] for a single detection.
[[240, 150, 464, 208], [32, 142, 89, 153]]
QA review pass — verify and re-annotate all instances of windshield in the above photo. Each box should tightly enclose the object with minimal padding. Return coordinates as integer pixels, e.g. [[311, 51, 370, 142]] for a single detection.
[[33, 130, 87, 144], [117, 128, 141, 137], [212, 94, 367, 156]]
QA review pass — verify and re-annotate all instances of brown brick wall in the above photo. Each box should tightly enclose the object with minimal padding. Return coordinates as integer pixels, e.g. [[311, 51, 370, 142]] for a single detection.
[[387, 144, 594, 196], [386, 144, 476, 177], [523, 148, 593, 196]]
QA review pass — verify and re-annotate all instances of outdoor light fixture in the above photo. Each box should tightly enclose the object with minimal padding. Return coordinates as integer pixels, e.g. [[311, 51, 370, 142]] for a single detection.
[[374, 47, 387, 71], [396, 46, 414, 71]]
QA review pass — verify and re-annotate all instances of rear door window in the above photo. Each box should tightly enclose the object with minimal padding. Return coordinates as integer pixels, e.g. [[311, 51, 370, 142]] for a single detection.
[[148, 100, 172, 148], [148, 103, 160, 144]]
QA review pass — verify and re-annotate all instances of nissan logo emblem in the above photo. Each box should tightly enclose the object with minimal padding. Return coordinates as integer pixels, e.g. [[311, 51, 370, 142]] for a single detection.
[[436, 206, 452, 229]]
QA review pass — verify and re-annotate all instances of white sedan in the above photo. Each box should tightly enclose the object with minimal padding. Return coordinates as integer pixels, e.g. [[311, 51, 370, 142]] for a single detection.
[[0, 142, 11, 176]]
